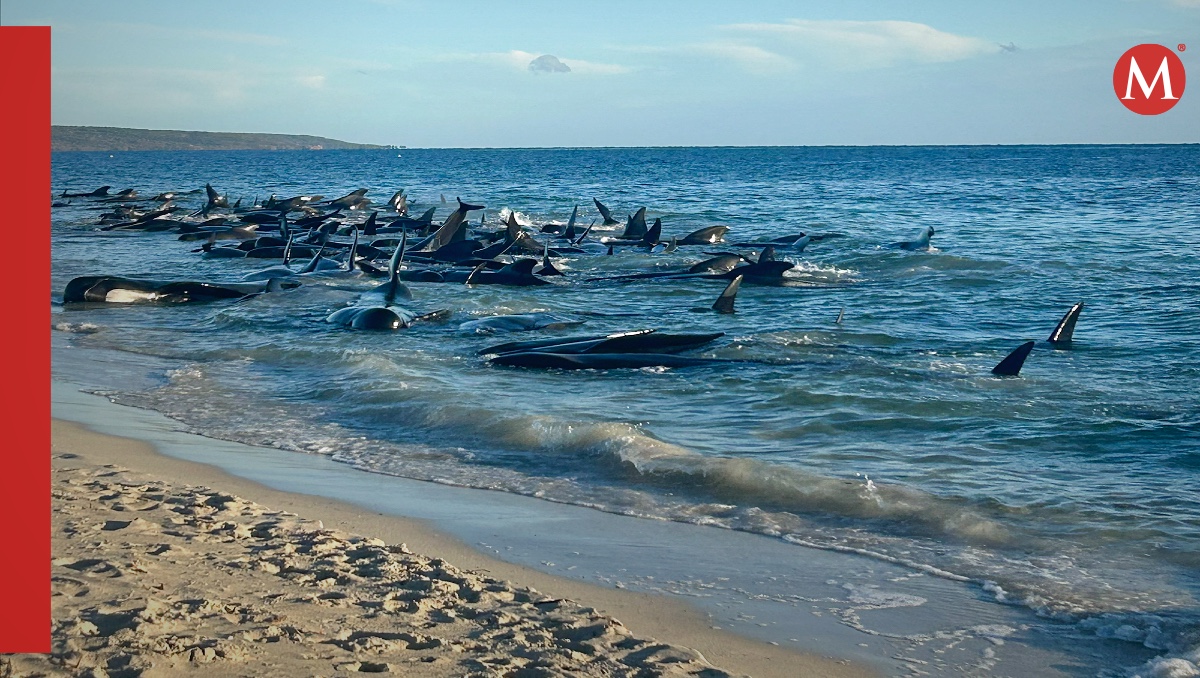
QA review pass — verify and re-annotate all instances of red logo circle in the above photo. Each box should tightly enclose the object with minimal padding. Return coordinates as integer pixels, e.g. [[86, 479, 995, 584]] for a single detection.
[[1114, 44, 1186, 115]]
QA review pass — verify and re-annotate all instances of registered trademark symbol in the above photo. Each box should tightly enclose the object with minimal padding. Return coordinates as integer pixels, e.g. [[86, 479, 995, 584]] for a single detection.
[[1180, 44, 1187, 52]]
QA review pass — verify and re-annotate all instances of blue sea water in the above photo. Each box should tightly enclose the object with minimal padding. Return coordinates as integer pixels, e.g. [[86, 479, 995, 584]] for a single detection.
[[50, 145, 1200, 675]]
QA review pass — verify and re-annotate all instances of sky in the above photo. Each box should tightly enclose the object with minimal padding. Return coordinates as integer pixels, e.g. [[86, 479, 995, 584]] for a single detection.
[[2, 0, 1198, 147]]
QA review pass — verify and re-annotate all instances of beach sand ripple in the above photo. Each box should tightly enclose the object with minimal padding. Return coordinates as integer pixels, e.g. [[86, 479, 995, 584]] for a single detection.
[[8, 456, 742, 678]]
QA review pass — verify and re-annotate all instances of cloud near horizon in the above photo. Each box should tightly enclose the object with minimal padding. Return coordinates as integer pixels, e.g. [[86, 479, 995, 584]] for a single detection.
[[717, 19, 997, 71], [444, 50, 629, 75]]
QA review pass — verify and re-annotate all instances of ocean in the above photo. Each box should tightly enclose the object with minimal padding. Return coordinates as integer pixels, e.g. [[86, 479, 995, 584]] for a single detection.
[[51, 145, 1200, 675]]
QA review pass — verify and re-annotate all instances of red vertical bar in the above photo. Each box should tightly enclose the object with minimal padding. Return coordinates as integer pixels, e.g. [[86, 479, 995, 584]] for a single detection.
[[0, 25, 51, 653]]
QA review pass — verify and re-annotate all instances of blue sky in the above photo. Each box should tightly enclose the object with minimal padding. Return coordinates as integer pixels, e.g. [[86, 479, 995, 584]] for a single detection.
[[3, 0, 1197, 146]]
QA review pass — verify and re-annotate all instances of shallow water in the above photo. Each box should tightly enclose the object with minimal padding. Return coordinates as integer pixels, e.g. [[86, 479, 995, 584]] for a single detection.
[[51, 146, 1200, 675]]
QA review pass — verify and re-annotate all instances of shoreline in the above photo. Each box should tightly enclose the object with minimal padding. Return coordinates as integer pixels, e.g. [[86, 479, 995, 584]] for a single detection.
[[44, 379, 1154, 677], [35, 407, 872, 677]]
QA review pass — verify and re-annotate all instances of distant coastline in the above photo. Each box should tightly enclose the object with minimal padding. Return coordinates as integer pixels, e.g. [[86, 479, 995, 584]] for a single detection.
[[51, 126, 393, 152]]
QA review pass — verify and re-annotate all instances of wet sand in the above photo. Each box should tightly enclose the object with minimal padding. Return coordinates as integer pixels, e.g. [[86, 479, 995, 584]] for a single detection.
[[4, 418, 873, 677]]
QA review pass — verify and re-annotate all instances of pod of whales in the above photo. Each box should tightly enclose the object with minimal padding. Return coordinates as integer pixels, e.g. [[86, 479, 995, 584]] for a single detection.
[[57, 181, 1085, 378]]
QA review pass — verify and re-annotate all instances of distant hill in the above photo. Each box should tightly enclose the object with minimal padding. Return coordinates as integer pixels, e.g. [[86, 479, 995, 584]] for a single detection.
[[52, 126, 389, 151]]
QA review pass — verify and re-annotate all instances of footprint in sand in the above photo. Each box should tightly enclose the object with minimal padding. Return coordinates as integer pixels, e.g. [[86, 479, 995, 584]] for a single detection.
[[336, 660, 393, 673], [50, 575, 91, 598], [99, 518, 159, 533], [112, 499, 162, 511], [54, 558, 121, 577]]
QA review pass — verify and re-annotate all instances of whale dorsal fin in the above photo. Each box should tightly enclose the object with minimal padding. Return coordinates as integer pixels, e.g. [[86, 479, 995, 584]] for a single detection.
[[389, 229, 407, 283], [992, 341, 1035, 377], [363, 211, 378, 237], [299, 241, 327, 274], [642, 218, 662, 246], [564, 205, 578, 240], [377, 229, 412, 305], [506, 212, 525, 244], [713, 275, 743, 314], [344, 226, 359, 272], [623, 207, 647, 238]]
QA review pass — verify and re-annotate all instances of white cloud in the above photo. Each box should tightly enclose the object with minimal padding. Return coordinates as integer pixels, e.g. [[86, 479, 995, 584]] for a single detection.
[[721, 19, 996, 69], [441, 50, 629, 75], [491, 50, 541, 70], [559, 57, 630, 75], [56, 21, 287, 47], [295, 75, 327, 89], [689, 42, 795, 74]]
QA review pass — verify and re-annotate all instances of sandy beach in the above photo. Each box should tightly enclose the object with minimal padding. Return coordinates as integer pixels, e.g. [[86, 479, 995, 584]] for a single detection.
[[3, 419, 872, 678]]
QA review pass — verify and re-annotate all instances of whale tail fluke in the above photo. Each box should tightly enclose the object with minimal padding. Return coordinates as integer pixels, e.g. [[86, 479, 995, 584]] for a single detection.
[[465, 262, 488, 286], [573, 220, 596, 246], [538, 242, 564, 277], [458, 197, 486, 212], [593, 198, 618, 225], [1048, 301, 1084, 347], [992, 341, 1035, 377]]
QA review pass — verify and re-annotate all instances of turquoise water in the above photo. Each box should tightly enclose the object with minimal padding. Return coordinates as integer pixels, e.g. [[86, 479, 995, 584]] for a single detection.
[[51, 146, 1200, 674]]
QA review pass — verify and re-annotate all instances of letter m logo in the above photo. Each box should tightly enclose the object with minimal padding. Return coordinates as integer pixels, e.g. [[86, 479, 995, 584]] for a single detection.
[[1114, 44, 1187, 115], [1123, 56, 1178, 100]]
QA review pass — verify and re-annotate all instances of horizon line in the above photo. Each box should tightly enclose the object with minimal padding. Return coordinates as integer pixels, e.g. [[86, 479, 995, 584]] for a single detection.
[[53, 142, 1200, 151]]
